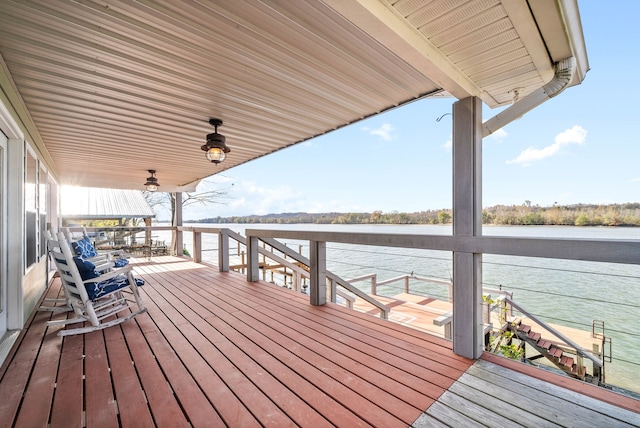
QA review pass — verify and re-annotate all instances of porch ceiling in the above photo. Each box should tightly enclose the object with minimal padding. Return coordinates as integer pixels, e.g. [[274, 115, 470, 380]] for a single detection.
[[0, 0, 587, 191]]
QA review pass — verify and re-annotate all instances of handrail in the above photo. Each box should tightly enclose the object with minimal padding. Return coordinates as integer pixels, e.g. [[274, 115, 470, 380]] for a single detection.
[[260, 237, 389, 319], [377, 274, 451, 286], [210, 230, 384, 315], [505, 297, 602, 368], [327, 272, 389, 319], [336, 290, 355, 309]]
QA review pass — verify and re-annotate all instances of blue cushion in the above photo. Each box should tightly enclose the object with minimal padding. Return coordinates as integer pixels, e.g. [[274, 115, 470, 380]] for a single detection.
[[73, 256, 100, 280], [85, 275, 129, 300], [71, 237, 98, 259], [85, 275, 144, 300], [113, 258, 129, 268]]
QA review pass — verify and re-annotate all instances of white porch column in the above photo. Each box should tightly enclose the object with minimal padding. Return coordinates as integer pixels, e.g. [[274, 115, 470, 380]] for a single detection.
[[452, 96, 483, 359]]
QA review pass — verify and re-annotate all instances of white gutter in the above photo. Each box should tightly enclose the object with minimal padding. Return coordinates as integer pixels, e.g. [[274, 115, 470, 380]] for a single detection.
[[482, 57, 576, 138]]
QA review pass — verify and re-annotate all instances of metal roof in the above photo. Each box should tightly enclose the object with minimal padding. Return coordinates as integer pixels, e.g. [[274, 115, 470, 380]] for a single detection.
[[0, 0, 587, 192], [61, 186, 155, 219]]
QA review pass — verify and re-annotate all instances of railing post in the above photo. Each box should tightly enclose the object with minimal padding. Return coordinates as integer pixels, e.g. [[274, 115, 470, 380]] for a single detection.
[[247, 235, 260, 282], [371, 274, 377, 295], [292, 271, 299, 292], [218, 229, 229, 272], [483, 293, 491, 324], [193, 230, 202, 263], [328, 277, 336, 303], [404, 276, 410, 293], [309, 240, 326, 306]]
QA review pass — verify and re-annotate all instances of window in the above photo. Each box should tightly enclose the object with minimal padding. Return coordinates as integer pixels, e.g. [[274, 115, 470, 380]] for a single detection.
[[25, 149, 37, 268], [39, 165, 47, 258]]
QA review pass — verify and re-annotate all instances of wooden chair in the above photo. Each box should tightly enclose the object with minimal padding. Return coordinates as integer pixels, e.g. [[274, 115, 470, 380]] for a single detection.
[[46, 231, 146, 336]]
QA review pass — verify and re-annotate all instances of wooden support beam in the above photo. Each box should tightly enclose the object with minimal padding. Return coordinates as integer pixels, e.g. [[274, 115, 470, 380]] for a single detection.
[[452, 96, 483, 359]]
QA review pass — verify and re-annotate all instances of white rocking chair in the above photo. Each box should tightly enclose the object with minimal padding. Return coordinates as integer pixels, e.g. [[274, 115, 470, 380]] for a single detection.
[[47, 231, 147, 336]]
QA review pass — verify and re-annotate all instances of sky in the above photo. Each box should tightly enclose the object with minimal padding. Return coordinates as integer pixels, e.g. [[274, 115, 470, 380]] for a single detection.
[[170, 2, 640, 222]]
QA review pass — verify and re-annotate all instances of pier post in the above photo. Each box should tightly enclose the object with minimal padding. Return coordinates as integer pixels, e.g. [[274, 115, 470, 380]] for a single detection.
[[452, 96, 483, 359]]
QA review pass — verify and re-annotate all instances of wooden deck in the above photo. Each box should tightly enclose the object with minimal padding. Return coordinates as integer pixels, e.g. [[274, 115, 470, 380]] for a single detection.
[[0, 256, 639, 427]]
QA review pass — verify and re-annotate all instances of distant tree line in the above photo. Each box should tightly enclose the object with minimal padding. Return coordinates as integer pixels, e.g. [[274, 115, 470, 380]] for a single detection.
[[193, 203, 640, 227]]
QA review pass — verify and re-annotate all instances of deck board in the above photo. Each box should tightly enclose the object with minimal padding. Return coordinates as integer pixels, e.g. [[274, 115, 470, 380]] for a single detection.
[[14, 317, 62, 428], [141, 263, 389, 427], [142, 280, 302, 427], [140, 283, 262, 427], [132, 318, 225, 427], [145, 263, 445, 414], [103, 321, 156, 427], [84, 327, 119, 427], [0, 256, 638, 427], [415, 359, 640, 427], [119, 318, 191, 428], [50, 332, 83, 428], [0, 310, 53, 424]]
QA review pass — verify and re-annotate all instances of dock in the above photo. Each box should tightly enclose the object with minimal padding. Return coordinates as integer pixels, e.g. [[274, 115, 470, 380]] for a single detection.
[[349, 289, 606, 384]]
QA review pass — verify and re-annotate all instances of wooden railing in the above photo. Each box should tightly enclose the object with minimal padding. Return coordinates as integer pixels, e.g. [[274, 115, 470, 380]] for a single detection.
[[79, 225, 640, 361], [177, 226, 387, 316]]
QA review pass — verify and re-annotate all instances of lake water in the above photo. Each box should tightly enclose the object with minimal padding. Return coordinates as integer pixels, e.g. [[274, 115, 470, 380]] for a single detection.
[[157, 223, 640, 392]]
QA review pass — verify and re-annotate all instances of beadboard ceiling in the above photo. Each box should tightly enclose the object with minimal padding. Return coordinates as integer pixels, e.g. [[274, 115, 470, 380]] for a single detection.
[[0, 0, 587, 191]]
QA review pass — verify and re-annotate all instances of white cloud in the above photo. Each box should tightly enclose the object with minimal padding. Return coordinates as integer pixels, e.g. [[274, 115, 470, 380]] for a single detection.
[[486, 128, 508, 143], [631, 178, 640, 182], [442, 138, 452, 152], [365, 123, 395, 141], [180, 178, 364, 220], [230, 181, 304, 215], [506, 125, 587, 166]]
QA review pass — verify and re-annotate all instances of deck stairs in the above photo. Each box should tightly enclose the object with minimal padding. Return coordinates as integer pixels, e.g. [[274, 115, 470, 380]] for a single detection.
[[505, 317, 588, 380]]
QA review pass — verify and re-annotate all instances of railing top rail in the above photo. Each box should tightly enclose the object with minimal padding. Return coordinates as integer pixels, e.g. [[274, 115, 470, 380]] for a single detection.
[[346, 273, 377, 283], [77, 225, 176, 231], [179, 226, 226, 234], [482, 287, 513, 297], [245, 228, 640, 265], [327, 272, 389, 318], [225, 229, 246, 245]]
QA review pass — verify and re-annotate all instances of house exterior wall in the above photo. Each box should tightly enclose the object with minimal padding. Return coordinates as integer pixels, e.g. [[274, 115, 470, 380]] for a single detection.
[[23, 261, 47, 324], [0, 72, 58, 340]]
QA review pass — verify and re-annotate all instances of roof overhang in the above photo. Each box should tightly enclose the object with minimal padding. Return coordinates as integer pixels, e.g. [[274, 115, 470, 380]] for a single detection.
[[60, 186, 156, 219], [0, 0, 588, 191]]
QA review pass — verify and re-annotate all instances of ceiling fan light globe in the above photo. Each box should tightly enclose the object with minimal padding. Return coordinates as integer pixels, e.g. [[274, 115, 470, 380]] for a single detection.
[[206, 147, 226, 163]]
